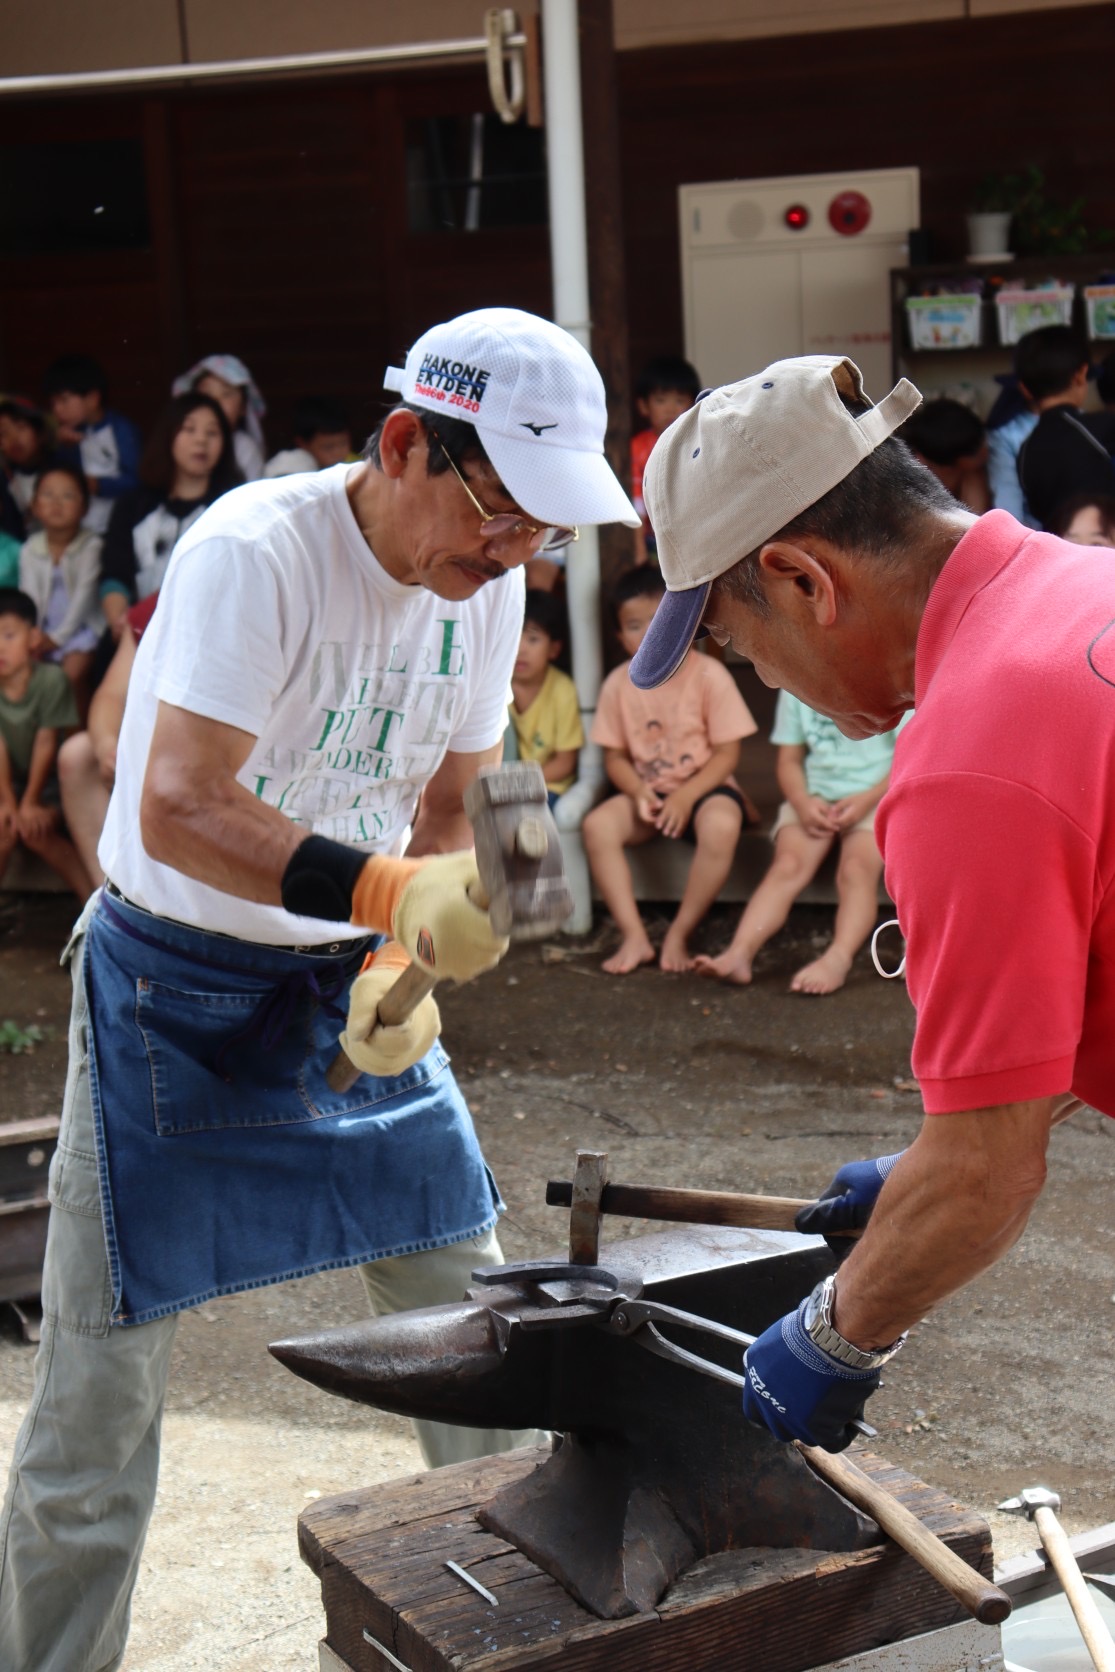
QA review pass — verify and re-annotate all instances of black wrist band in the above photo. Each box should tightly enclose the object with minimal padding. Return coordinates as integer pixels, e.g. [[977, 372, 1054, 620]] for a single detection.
[[280, 835, 368, 922]]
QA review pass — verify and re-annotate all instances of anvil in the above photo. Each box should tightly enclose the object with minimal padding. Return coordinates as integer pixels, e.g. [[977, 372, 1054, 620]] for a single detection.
[[270, 1226, 880, 1617]]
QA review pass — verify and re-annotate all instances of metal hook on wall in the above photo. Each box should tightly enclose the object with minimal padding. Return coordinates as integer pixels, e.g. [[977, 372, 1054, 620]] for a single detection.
[[486, 8, 525, 123]]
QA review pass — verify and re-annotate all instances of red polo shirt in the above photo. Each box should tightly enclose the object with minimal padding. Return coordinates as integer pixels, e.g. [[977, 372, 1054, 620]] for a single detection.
[[877, 511, 1115, 1117]]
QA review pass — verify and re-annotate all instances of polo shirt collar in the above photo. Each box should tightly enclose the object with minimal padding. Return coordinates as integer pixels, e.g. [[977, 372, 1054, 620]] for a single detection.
[[914, 510, 1027, 707]]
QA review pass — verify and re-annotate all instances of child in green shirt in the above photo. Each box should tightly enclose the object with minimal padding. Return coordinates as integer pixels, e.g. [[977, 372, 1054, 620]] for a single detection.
[[695, 689, 909, 995], [0, 588, 93, 899]]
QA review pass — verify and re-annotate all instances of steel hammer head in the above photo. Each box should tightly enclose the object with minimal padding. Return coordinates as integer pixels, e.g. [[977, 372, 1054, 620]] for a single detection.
[[998, 1487, 1062, 1518], [463, 762, 574, 939]]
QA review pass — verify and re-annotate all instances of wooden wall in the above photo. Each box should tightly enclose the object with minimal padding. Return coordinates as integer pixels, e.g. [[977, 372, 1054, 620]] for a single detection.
[[3, 0, 1110, 69], [0, 73, 551, 445], [618, 2, 1115, 383], [0, 2, 1112, 446]]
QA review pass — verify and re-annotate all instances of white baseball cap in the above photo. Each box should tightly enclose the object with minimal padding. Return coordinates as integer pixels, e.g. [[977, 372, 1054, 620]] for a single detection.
[[384, 307, 640, 530], [629, 356, 922, 689]]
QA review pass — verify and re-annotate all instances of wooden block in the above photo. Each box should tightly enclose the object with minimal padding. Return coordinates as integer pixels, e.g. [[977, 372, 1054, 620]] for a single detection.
[[303, 1446, 995, 1672]]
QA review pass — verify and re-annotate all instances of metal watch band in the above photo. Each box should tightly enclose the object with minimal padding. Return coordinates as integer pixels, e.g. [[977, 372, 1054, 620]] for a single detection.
[[803, 1275, 906, 1371]]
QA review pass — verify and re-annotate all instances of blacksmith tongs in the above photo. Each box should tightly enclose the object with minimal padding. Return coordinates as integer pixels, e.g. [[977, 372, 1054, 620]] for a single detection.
[[597, 1294, 878, 1439], [598, 1296, 753, 1391]]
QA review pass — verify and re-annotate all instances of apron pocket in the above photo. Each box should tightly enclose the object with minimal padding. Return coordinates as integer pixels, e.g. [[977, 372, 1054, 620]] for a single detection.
[[136, 976, 319, 1135]]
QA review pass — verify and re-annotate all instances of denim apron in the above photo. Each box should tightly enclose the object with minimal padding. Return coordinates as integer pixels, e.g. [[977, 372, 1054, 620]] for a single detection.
[[81, 890, 501, 1325]]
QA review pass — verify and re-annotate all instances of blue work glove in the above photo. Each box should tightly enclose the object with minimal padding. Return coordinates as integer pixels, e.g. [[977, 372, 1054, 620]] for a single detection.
[[742, 1301, 880, 1452], [793, 1152, 905, 1263]]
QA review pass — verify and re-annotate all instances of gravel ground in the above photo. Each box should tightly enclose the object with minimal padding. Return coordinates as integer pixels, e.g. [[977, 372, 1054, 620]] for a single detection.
[[1, 896, 1112, 1669]]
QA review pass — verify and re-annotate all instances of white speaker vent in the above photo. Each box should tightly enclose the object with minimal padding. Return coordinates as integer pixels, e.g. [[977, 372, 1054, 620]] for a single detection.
[[725, 198, 764, 240]]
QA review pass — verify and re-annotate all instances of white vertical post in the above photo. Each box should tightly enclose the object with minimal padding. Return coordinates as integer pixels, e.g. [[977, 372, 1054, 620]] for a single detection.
[[540, 0, 601, 715], [540, 0, 606, 930]]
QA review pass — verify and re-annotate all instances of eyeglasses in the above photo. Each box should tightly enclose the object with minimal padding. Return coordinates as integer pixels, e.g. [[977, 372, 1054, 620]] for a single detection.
[[435, 438, 578, 555], [703, 621, 732, 648]]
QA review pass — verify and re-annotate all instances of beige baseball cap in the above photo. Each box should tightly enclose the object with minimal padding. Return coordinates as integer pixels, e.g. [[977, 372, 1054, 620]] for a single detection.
[[629, 356, 922, 689]]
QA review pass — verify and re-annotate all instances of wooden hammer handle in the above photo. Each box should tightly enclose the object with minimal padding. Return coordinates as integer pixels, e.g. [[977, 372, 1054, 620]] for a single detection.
[[798, 1445, 1012, 1626], [325, 879, 491, 1095], [545, 1179, 839, 1234], [325, 963, 438, 1094], [1033, 1505, 1115, 1671]]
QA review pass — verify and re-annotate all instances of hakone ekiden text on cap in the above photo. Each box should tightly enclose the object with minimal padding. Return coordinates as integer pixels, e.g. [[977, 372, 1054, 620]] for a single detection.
[[629, 356, 922, 690], [384, 307, 640, 531]]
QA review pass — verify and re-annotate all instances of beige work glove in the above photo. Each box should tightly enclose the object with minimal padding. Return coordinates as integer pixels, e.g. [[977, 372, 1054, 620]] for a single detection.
[[390, 850, 508, 983], [339, 942, 441, 1079]]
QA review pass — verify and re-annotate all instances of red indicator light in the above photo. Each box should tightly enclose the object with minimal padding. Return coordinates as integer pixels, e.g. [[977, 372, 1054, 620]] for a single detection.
[[828, 190, 872, 236], [784, 203, 810, 231]]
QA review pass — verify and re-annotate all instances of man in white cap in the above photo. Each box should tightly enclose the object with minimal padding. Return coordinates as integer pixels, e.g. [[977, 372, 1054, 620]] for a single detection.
[[0, 307, 639, 1671], [629, 355, 1114, 1453]]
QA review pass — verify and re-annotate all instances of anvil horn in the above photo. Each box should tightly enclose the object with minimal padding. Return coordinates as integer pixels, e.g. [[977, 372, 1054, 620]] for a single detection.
[[270, 1301, 532, 1430]]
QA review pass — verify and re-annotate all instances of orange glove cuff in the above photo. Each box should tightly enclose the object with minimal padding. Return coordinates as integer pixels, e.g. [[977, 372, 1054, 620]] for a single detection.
[[350, 856, 422, 937], [358, 938, 411, 976]]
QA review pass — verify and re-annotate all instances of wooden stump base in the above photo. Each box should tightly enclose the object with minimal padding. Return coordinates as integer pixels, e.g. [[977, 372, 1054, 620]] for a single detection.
[[300, 1443, 997, 1672]]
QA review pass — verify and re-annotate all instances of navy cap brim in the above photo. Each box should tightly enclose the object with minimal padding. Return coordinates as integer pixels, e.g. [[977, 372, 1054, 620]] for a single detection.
[[629, 581, 712, 690]]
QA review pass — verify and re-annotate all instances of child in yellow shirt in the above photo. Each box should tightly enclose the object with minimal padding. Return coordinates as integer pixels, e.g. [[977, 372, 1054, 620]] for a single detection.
[[507, 590, 583, 806]]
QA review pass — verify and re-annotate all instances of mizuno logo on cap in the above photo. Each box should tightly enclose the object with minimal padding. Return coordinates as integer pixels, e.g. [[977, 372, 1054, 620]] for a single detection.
[[520, 421, 558, 436]]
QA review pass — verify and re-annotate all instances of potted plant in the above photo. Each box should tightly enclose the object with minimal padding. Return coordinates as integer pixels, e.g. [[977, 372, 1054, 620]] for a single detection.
[[967, 170, 1024, 260], [969, 166, 1101, 260]]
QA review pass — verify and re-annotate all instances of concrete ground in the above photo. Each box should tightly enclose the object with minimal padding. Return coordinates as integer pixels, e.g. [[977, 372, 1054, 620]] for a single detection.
[[0, 892, 1112, 1670]]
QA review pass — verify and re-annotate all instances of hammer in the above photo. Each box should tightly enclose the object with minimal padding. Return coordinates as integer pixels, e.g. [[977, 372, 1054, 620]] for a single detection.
[[999, 1488, 1115, 1671], [325, 761, 572, 1093]]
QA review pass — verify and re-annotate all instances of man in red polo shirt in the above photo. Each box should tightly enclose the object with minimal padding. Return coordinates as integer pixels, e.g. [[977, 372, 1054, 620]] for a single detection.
[[628, 356, 1113, 1452]]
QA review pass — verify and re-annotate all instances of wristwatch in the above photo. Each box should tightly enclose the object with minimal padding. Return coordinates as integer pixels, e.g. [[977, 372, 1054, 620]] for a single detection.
[[802, 1275, 906, 1371]]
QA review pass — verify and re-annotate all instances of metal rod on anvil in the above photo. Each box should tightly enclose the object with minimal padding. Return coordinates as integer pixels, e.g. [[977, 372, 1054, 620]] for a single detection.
[[546, 1178, 852, 1234]]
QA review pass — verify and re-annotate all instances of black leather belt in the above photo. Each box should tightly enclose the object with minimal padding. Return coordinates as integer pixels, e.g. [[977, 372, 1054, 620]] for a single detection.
[[102, 879, 365, 957]]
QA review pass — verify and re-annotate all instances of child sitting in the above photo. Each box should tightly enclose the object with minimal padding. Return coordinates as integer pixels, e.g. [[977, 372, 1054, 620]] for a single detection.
[[631, 356, 701, 562], [507, 590, 583, 806], [99, 392, 241, 638], [694, 690, 907, 995], [897, 397, 989, 513], [583, 567, 757, 974], [1015, 327, 1115, 530], [1049, 492, 1115, 548], [19, 464, 103, 721], [264, 396, 353, 477], [43, 354, 141, 536], [172, 353, 267, 481], [0, 397, 73, 530], [0, 587, 93, 900]]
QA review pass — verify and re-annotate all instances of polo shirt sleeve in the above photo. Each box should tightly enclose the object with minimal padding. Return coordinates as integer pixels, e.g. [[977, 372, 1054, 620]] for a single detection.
[[879, 771, 1092, 1112], [701, 657, 758, 743], [589, 667, 629, 749]]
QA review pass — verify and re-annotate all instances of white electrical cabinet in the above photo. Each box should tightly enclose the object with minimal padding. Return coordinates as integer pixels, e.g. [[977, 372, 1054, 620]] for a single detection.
[[679, 167, 920, 400]]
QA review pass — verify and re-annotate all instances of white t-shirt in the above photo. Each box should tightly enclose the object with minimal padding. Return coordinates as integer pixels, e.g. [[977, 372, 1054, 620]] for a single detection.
[[99, 464, 524, 944]]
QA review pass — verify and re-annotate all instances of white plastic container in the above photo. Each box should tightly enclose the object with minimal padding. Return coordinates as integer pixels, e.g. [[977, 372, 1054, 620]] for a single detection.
[[995, 286, 1075, 345], [905, 295, 983, 350], [1084, 285, 1115, 340]]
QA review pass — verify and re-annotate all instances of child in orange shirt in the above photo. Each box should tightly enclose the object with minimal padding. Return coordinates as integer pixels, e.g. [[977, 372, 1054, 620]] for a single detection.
[[630, 356, 701, 563], [583, 568, 757, 974]]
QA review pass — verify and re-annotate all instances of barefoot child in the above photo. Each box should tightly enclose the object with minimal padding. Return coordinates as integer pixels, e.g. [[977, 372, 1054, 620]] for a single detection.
[[0, 587, 94, 901], [694, 690, 907, 994], [583, 568, 757, 974], [507, 589, 584, 806]]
